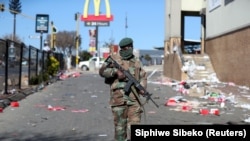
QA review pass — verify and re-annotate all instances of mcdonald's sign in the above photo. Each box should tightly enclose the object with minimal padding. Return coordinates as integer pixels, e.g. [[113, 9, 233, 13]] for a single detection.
[[81, 0, 114, 22]]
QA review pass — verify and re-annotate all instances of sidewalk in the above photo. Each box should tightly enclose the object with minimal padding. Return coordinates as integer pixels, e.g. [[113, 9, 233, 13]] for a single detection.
[[0, 69, 83, 109]]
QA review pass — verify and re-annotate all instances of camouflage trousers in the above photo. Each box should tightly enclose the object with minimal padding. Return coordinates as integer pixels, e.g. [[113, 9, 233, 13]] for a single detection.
[[111, 103, 143, 141]]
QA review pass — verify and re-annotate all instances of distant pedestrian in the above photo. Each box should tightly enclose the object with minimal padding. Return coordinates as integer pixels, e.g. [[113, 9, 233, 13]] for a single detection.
[[66, 53, 71, 71], [99, 37, 147, 141], [43, 40, 51, 52]]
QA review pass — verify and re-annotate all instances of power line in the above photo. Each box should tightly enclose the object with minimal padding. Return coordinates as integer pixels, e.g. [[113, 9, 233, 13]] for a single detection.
[[9, 9, 35, 20], [2, 6, 35, 20]]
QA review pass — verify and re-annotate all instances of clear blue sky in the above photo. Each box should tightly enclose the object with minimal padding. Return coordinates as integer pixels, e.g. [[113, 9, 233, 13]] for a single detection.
[[0, 0, 201, 50]]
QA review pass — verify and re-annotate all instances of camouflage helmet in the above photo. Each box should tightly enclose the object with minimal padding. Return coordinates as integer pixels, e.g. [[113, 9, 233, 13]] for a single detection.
[[119, 37, 133, 48]]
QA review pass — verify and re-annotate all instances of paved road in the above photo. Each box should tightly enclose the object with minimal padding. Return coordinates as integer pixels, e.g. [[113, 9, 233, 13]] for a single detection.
[[0, 68, 249, 141]]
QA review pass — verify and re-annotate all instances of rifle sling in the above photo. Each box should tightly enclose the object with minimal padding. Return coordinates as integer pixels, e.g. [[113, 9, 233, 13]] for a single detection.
[[131, 85, 147, 124]]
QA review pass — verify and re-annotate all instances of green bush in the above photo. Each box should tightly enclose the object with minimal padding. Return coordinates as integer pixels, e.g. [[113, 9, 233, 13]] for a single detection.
[[30, 75, 39, 85], [46, 55, 59, 77], [29, 55, 59, 85], [29, 72, 50, 85]]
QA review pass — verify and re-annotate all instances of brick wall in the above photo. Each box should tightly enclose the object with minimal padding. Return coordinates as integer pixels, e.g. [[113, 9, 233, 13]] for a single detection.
[[206, 27, 250, 86]]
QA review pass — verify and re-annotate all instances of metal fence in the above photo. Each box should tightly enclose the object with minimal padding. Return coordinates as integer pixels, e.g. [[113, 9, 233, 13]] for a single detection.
[[0, 39, 65, 94], [0, 39, 7, 94]]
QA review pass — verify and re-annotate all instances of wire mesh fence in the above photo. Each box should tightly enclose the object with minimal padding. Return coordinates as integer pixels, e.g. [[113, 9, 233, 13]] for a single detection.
[[0, 39, 66, 94]]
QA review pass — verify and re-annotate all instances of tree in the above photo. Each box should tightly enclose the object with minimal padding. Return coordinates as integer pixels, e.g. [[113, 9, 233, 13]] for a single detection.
[[0, 33, 22, 55], [79, 50, 92, 61], [9, 0, 22, 41], [144, 54, 152, 66], [46, 30, 81, 51], [2, 33, 22, 43], [103, 38, 115, 48]]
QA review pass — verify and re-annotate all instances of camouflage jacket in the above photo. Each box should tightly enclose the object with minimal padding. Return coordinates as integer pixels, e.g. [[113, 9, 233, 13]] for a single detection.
[[99, 54, 147, 106]]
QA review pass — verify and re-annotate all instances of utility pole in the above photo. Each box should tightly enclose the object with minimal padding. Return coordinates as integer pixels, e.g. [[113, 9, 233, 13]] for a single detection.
[[75, 12, 80, 69], [125, 13, 128, 37], [95, 11, 102, 58], [95, 25, 99, 57], [50, 22, 54, 50]]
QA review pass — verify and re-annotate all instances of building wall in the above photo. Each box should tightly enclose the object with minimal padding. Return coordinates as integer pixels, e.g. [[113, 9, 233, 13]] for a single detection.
[[205, 0, 250, 86], [165, 0, 203, 40], [163, 54, 185, 81], [139, 50, 164, 66], [165, 0, 204, 54], [165, 0, 182, 40], [206, 0, 250, 39], [164, 0, 250, 86], [206, 27, 250, 86], [182, 0, 204, 11], [164, 0, 203, 80]]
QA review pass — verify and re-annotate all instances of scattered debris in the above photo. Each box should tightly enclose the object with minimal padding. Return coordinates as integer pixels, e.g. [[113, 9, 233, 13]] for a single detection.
[[47, 105, 66, 111], [91, 95, 98, 98], [10, 101, 19, 107], [71, 109, 89, 113], [72, 72, 81, 78], [98, 134, 107, 137], [148, 111, 156, 114]]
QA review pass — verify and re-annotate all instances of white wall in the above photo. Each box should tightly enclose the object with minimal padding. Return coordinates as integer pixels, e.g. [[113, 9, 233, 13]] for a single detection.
[[182, 0, 204, 11], [165, 0, 204, 40], [206, 0, 250, 38]]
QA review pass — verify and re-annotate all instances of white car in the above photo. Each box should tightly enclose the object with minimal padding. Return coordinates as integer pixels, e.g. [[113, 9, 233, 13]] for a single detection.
[[79, 57, 105, 71], [22, 61, 28, 65]]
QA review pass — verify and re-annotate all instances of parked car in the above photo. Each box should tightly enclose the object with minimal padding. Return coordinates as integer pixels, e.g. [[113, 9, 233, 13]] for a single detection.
[[79, 57, 105, 71], [0, 60, 5, 67], [22, 61, 28, 65]]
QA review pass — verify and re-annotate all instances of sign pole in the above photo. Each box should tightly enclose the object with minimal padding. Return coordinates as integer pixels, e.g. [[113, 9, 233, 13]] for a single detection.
[[35, 14, 49, 89], [81, 0, 114, 58], [40, 31, 43, 51], [40, 31, 44, 87], [95, 25, 99, 57]]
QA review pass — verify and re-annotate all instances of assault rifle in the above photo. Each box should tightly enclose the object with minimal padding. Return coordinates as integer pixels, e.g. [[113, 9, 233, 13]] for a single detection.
[[105, 56, 159, 108]]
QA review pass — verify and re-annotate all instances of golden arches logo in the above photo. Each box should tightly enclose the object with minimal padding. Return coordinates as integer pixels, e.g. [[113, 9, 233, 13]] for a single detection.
[[81, 0, 113, 22]]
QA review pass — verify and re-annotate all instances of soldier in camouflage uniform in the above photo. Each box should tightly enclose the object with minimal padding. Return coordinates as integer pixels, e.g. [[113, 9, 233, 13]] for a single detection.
[[99, 37, 147, 141]]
